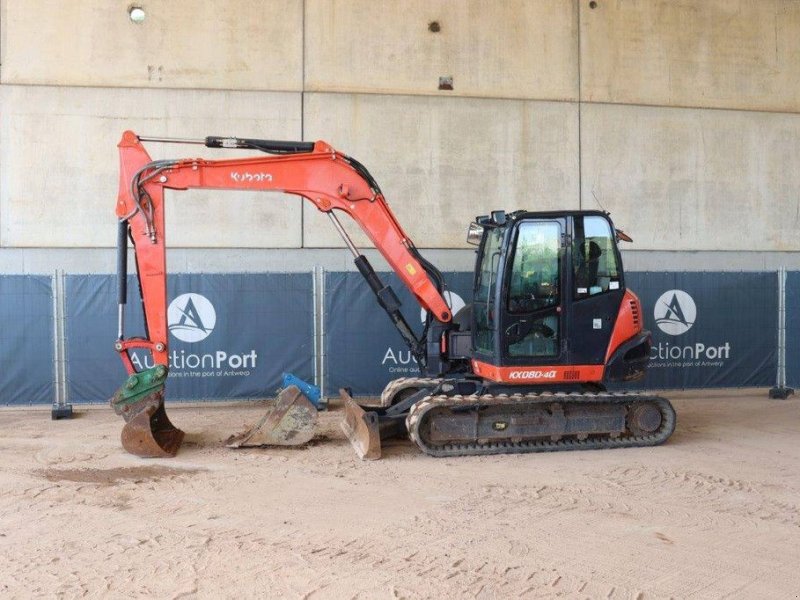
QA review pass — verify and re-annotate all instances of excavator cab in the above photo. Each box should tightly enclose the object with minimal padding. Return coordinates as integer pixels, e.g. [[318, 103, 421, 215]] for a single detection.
[[344, 209, 669, 459], [466, 210, 649, 385]]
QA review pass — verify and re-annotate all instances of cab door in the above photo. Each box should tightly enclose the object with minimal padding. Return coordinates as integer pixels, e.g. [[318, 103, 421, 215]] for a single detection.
[[568, 214, 626, 365], [499, 218, 566, 365]]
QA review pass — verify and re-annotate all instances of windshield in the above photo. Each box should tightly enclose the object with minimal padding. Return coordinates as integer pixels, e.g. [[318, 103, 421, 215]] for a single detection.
[[508, 221, 561, 313]]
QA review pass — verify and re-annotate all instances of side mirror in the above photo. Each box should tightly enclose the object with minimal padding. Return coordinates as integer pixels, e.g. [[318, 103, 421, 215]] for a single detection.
[[615, 228, 633, 243], [466, 222, 484, 246]]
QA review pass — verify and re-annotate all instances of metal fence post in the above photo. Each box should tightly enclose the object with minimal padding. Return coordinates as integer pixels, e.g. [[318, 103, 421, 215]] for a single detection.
[[313, 266, 327, 408], [770, 266, 794, 399], [51, 269, 73, 418], [51, 271, 59, 406]]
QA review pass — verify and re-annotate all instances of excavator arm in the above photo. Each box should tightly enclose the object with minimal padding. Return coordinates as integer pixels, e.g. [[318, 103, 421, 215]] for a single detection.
[[115, 130, 452, 369], [111, 130, 452, 457]]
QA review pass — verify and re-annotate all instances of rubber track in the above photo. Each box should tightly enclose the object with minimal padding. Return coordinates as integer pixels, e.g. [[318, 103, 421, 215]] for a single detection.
[[406, 392, 676, 458], [380, 377, 441, 407]]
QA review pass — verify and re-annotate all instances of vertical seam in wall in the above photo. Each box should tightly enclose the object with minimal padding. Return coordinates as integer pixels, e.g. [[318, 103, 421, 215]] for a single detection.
[[0, 3, 4, 246], [577, 0, 582, 210], [300, 0, 306, 248]]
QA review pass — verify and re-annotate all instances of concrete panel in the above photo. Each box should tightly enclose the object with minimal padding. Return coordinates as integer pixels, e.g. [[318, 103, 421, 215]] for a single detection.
[[0, 85, 303, 248], [303, 93, 579, 250], [581, 103, 800, 251], [0, 0, 302, 90], [305, 0, 578, 100], [581, 0, 800, 113]]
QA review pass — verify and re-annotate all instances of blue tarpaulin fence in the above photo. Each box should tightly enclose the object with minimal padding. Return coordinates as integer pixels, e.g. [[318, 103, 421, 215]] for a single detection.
[[323, 271, 474, 395], [0, 275, 54, 405], [324, 271, 779, 396], [0, 270, 793, 404], [621, 272, 777, 390], [786, 271, 800, 388], [64, 273, 314, 403]]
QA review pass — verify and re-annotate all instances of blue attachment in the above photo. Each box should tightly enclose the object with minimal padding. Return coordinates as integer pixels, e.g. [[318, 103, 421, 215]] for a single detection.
[[282, 373, 321, 408]]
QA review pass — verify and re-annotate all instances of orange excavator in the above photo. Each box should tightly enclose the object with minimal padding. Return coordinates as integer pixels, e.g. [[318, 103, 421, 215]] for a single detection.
[[111, 131, 675, 459]]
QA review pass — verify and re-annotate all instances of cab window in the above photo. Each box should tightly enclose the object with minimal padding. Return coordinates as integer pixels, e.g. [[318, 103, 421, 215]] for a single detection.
[[573, 215, 620, 298], [473, 227, 503, 354], [505, 220, 561, 358], [507, 221, 561, 314]]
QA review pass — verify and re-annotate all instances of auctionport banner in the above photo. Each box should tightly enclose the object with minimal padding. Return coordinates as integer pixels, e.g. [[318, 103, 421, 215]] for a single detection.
[[325, 270, 778, 395], [65, 273, 314, 403], [624, 272, 777, 389], [324, 271, 473, 396], [0, 275, 54, 405]]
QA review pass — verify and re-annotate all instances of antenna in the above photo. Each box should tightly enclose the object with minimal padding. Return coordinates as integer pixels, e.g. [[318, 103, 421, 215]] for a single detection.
[[591, 190, 608, 214]]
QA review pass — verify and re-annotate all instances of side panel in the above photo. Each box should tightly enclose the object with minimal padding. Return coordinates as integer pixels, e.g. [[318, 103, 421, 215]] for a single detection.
[[569, 289, 625, 364], [471, 360, 604, 385], [604, 290, 644, 363]]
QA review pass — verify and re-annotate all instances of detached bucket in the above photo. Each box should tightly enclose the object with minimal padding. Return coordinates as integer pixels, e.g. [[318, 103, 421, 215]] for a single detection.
[[111, 366, 184, 458], [226, 385, 317, 447], [339, 388, 381, 460]]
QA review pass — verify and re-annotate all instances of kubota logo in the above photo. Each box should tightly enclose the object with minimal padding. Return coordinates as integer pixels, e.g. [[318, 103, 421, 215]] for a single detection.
[[654, 289, 696, 336], [168, 293, 217, 343], [508, 370, 557, 380]]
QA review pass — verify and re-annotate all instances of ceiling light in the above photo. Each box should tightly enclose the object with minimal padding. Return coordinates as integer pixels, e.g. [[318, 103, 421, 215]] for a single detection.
[[129, 6, 146, 24]]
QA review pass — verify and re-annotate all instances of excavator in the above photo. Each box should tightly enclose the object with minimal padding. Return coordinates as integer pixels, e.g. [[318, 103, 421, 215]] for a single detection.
[[111, 130, 676, 459]]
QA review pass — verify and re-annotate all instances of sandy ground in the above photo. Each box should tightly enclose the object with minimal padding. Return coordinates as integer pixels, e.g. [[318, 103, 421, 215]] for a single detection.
[[0, 389, 799, 600]]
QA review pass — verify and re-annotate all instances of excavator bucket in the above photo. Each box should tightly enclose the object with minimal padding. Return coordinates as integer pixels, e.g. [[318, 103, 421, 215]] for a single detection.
[[339, 388, 381, 460], [226, 385, 317, 447], [110, 366, 184, 458]]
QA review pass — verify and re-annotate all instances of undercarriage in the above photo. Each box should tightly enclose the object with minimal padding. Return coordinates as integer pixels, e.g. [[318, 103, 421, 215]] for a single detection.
[[342, 377, 676, 459]]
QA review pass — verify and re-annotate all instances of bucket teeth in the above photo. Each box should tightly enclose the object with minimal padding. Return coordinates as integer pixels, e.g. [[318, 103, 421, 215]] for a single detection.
[[339, 388, 381, 460], [226, 385, 317, 447]]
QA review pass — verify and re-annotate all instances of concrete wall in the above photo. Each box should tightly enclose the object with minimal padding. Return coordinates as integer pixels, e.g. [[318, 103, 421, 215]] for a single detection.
[[1, 0, 304, 90], [302, 93, 578, 248], [581, 0, 800, 113], [582, 103, 800, 251], [1, 0, 799, 271], [0, 86, 303, 248], [304, 0, 578, 100]]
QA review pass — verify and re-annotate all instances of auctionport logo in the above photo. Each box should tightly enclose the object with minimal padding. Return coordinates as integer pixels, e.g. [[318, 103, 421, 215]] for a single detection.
[[168, 293, 217, 343], [654, 289, 696, 336]]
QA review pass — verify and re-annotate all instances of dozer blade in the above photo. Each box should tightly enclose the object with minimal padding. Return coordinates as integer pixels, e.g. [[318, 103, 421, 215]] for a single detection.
[[111, 366, 184, 458], [226, 385, 317, 447], [339, 388, 381, 460]]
